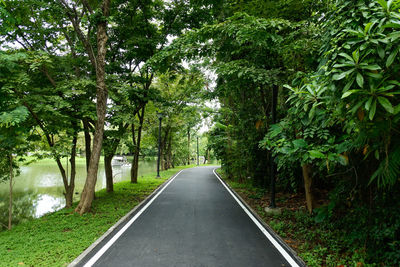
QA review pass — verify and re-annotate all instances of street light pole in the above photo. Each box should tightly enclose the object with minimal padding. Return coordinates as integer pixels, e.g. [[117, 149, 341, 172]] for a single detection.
[[156, 112, 163, 178], [197, 136, 199, 166]]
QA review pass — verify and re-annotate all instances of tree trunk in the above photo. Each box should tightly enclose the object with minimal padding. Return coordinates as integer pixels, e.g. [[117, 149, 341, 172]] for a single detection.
[[269, 86, 278, 208], [131, 107, 145, 183], [8, 154, 13, 230], [64, 187, 73, 208], [161, 127, 169, 171], [75, 0, 110, 214], [161, 144, 165, 171], [55, 157, 70, 201], [103, 135, 122, 193], [65, 131, 78, 208], [196, 137, 199, 166], [104, 154, 113, 192], [187, 127, 190, 165], [131, 151, 139, 183], [302, 163, 314, 214], [166, 132, 172, 170], [83, 118, 92, 172], [54, 125, 77, 209]]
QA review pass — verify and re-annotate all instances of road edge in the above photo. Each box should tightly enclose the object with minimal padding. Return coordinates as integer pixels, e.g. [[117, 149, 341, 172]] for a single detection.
[[213, 168, 306, 267], [68, 169, 185, 267]]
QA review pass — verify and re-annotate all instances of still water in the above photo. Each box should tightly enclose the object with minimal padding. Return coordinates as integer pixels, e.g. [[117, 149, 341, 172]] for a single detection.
[[0, 158, 157, 228]]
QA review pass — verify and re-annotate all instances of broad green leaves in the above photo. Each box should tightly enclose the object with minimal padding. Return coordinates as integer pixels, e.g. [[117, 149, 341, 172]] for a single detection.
[[309, 150, 325, 159], [386, 47, 398, 67], [292, 139, 307, 149], [332, 0, 400, 121]]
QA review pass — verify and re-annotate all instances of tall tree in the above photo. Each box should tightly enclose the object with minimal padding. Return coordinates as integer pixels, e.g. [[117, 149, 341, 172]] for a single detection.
[[59, 0, 111, 214], [0, 1, 98, 208]]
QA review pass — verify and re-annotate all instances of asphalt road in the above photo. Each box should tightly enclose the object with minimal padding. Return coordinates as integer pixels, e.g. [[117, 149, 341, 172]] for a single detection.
[[75, 166, 301, 267]]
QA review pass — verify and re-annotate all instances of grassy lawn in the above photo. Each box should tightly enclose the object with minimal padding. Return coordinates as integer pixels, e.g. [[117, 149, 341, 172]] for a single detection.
[[0, 165, 197, 267], [216, 168, 363, 267]]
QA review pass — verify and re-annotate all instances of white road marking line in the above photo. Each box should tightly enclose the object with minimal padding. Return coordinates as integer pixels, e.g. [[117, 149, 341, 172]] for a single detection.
[[212, 168, 300, 267], [83, 170, 184, 267]]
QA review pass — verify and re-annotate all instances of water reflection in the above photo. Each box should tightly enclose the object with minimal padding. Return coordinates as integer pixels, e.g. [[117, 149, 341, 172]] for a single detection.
[[0, 191, 36, 229], [34, 194, 65, 217], [0, 158, 157, 230]]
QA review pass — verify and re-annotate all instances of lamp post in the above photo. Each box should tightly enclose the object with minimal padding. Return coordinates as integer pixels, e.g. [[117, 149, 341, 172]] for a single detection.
[[196, 136, 199, 166], [156, 112, 163, 178]]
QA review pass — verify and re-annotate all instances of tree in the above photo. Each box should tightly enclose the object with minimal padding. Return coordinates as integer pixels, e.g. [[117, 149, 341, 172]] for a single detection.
[[58, 0, 111, 214], [152, 69, 206, 169], [155, 10, 318, 201], [0, 1, 99, 209], [261, 0, 400, 263], [0, 67, 30, 229]]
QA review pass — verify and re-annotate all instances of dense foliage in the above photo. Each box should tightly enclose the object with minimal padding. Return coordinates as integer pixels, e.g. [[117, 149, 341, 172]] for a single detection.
[[202, 0, 400, 265], [0, 0, 212, 219]]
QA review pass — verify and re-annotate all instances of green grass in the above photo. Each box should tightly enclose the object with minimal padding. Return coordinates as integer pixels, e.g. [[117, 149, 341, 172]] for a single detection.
[[0, 165, 196, 267]]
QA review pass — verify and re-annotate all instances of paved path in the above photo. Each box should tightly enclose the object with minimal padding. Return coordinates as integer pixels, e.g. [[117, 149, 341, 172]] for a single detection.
[[74, 166, 302, 267]]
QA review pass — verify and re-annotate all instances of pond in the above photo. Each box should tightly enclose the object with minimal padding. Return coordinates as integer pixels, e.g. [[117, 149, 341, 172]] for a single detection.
[[0, 157, 157, 229]]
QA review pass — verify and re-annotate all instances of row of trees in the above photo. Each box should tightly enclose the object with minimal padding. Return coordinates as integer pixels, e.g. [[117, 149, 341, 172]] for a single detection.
[[153, 0, 400, 264], [0, 0, 216, 228]]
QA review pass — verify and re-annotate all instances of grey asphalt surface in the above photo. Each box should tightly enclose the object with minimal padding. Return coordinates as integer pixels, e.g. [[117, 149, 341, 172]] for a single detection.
[[78, 166, 296, 267]]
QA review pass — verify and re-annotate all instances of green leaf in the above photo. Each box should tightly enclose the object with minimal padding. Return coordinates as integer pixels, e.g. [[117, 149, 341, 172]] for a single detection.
[[386, 48, 398, 68], [388, 80, 400, 86], [292, 139, 307, 149], [309, 150, 325, 159], [394, 104, 400, 114], [309, 105, 316, 119], [333, 72, 347, 81], [269, 124, 282, 138], [332, 69, 354, 80], [365, 96, 373, 110], [369, 100, 377, 120], [376, 85, 395, 92], [356, 72, 364, 88], [376, 0, 387, 9], [352, 49, 360, 63], [342, 90, 360, 98], [377, 96, 394, 113], [351, 100, 365, 114], [389, 32, 400, 41], [364, 22, 373, 34], [375, 150, 380, 160], [360, 64, 381, 70], [387, 0, 394, 9], [333, 63, 355, 68], [343, 78, 354, 92], [365, 72, 383, 79], [383, 23, 400, 29], [339, 52, 354, 62], [377, 46, 385, 59]]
